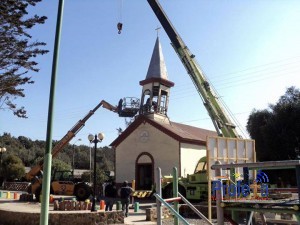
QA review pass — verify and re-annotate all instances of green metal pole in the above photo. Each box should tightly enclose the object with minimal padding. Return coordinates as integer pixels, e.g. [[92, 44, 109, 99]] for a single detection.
[[156, 167, 162, 225], [173, 167, 179, 225], [154, 194, 190, 225], [40, 1, 64, 225]]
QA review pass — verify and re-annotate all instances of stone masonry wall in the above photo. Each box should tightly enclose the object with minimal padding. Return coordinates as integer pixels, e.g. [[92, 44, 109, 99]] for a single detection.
[[146, 206, 173, 221], [0, 210, 124, 225]]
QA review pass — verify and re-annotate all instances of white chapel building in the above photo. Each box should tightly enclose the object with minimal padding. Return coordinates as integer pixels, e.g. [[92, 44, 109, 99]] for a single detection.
[[110, 37, 216, 190]]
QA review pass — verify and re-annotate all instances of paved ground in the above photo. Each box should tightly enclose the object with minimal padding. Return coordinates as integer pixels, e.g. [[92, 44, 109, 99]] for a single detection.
[[124, 206, 156, 225]]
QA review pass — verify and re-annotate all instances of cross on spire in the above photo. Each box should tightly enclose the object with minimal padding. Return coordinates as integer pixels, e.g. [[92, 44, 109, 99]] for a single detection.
[[155, 26, 161, 37]]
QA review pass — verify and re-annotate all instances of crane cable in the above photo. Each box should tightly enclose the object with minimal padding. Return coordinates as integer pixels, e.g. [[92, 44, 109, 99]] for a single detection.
[[117, 0, 123, 34]]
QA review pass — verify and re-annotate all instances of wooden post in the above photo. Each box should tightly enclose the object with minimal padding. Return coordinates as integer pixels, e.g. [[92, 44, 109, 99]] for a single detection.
[[131, 179, 135, 207], [207, 147, 212, 221], [215, 161, 224, 225]]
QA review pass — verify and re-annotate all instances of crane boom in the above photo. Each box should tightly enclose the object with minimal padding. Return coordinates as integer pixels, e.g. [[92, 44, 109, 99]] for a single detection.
[[147, 0, 239, 138]]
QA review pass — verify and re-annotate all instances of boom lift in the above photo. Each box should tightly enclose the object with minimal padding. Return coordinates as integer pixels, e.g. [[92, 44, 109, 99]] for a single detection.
[[26, 97, 139, 201], [147, 0, 243, 200]]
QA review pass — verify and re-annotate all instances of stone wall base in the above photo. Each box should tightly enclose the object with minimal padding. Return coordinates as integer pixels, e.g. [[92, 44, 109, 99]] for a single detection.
[[146, 206, 173, 221], [0, 210, 124, 225]]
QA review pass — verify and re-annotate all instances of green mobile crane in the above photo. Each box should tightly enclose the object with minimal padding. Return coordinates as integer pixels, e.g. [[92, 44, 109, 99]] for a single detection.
[[147, 0, 242, 200]]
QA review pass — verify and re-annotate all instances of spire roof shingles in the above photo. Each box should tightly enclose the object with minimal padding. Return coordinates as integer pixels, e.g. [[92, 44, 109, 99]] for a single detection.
[[145, 37, 168, 80]]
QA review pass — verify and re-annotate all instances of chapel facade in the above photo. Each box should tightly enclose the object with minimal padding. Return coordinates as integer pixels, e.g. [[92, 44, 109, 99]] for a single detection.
[[110, 37, 216, 190]]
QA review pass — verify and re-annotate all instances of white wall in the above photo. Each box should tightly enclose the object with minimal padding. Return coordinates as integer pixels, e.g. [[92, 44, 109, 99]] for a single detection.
[[180, 143, 206, 177], [115, 122, 180, 184]]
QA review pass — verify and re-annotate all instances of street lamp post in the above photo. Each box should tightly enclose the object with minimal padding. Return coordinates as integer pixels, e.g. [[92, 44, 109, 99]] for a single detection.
[[89, 143, 92, 183], [72, 138, 82, 170], [88, 133, 104, 212]]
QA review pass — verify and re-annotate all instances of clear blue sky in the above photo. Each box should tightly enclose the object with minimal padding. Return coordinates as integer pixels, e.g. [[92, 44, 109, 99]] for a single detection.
[[1, 0, 300, 147]]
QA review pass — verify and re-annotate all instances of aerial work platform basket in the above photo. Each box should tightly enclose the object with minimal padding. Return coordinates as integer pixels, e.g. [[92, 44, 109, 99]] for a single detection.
[[117, 97, 140, 117]]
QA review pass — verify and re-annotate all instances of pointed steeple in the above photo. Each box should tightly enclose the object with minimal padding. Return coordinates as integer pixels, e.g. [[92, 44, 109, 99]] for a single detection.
[[139, 37, 174, 123], [140, 36, 174, 87], [145, 37, 168, 80]]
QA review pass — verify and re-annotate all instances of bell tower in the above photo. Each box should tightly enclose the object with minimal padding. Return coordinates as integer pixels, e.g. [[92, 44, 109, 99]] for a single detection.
[[139, 37, 174, 123]]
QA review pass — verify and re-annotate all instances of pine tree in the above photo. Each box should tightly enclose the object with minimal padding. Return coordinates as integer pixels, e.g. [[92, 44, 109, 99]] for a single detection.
[[0, 0, 48, 118]]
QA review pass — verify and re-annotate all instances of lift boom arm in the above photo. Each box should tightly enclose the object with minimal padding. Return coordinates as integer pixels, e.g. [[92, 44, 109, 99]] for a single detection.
[[147, 0, 239, 138], [25, 100, 118, 181], [50, 100, 117, 159]]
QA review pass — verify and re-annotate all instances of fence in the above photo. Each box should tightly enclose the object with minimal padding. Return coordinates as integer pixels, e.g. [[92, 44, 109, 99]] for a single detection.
[[3, 182, 30, 192]]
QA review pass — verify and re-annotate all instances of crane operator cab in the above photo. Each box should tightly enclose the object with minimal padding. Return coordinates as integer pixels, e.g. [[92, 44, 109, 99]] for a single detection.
[[187, 157, 207, 183], [117, 97, 140, 117]]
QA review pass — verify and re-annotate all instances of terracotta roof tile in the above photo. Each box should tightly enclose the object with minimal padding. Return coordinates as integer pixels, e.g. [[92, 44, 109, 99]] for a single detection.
[[110, 115, 217, 147], [157, 120, 218, 142]]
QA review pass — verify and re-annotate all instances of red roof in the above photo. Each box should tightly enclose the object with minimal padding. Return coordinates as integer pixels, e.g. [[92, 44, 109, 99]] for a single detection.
[[110, 115, 217, 147]]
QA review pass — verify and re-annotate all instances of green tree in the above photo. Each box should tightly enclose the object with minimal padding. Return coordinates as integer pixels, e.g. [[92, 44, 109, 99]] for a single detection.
[[96, 168, 109, 184], [0, 0, 48, 118], [247, 86, 300, 186], [0, 133, 115, 185], [90, 168, 109, 186], [246, 109, 272, 161], [2, 154, 25, 181], [51, 158, 71, 172], [81, 171, 91, 183], [247, 86, 300, 161]]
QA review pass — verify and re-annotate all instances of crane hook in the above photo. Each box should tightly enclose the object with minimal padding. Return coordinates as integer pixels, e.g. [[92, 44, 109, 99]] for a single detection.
[[117, 22, 123, 34]]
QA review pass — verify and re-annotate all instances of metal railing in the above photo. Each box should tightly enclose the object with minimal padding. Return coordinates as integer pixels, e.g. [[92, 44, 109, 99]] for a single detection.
[[155, 167, 213, 225]]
